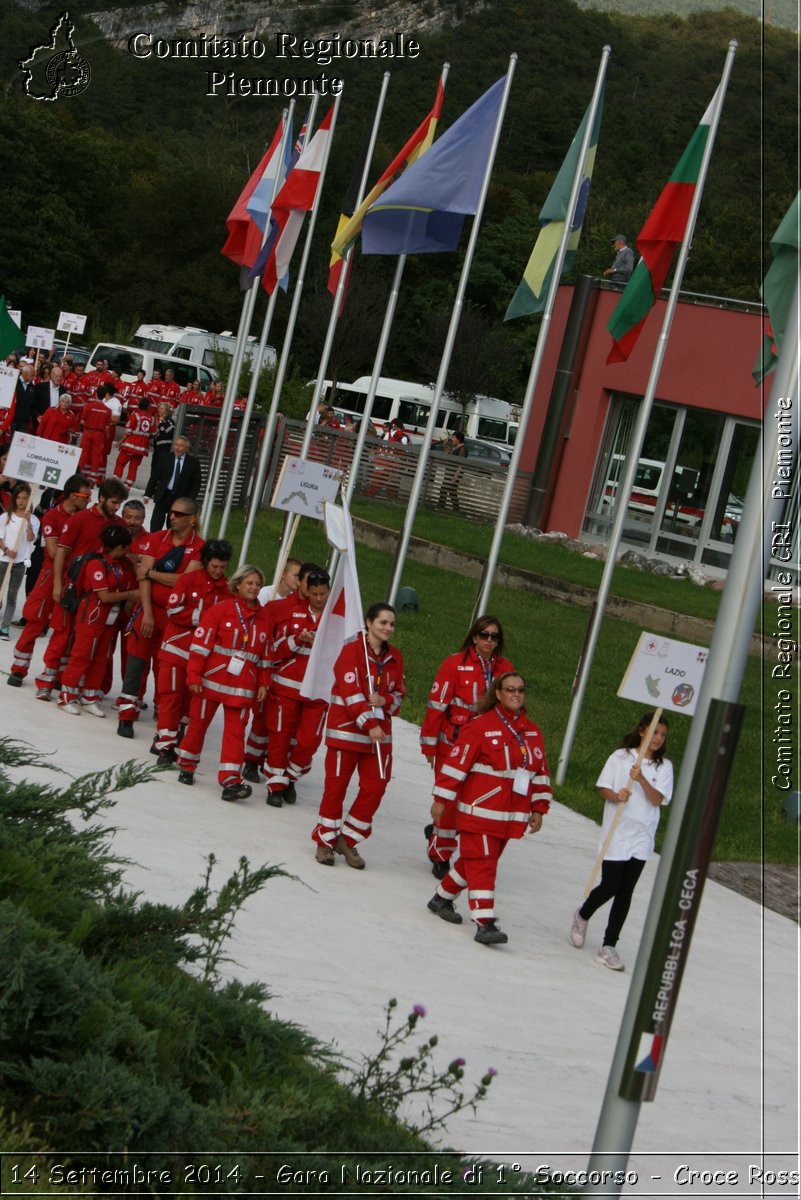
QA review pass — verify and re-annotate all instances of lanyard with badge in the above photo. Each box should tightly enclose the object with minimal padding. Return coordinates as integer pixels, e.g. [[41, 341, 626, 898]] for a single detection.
[[228, 599, 257, 677], [105, 563, 123, 625], [495, 705, 532, 795]]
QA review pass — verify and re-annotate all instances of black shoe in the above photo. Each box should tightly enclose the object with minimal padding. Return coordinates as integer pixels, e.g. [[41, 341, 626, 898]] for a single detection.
[[222, 782, 252, 802], [6, 675, 22, 688], [474, 920, 508, 945], [242, 761, 261, 784], [149, 739, 160, 756], [266, 792, 283, 808], [423, 822, 434, 841], [178, 770, 194, 786], [431, 860, 450, 880], [283, 781, 297, 804], [157, 748, 177, 766], [117, 720, 134, 739], [427, 894, 463, 925]]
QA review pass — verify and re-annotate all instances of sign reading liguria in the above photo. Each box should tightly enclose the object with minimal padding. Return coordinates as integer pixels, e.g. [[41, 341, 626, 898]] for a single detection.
[[271, 455, 342, 519]]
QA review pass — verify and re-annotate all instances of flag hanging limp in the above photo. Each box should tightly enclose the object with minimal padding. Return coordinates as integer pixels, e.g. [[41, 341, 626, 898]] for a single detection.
[[753, 189, 801, 384]]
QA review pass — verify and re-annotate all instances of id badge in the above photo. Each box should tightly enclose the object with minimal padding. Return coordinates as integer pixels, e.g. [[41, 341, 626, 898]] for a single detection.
[[513, 767, 531, 795], [228, 652, 246, 677], [105, 604, 120, 626]]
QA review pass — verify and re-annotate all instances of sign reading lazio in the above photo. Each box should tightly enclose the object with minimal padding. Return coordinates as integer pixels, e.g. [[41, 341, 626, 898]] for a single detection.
[[617, 631, 708, 716], [26, 325, 55, 351], [271, 456, 342, 520], [0, 363, 19, 411], [57, 311, 87, 335], [5, 431, 81, 488]]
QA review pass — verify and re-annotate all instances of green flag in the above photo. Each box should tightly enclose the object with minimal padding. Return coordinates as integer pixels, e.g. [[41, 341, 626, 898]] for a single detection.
[[753, 190, 800, 383], [0, 296, 22, 359]]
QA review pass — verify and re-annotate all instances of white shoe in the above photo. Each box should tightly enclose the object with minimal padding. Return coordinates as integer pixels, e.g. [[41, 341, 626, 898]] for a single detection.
[[595, 945, 624, 971], [82, 702, 106, 718], [570, 908, 589, 948], [59, 700, 81, 716], [35, 687, 52, 701]]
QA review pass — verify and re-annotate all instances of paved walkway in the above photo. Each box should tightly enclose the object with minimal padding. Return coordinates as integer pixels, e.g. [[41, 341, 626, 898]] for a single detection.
[[1, 634, 798, 1196]]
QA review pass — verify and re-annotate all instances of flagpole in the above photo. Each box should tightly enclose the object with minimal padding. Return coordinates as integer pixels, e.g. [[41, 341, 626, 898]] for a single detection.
[[473, 46, 611, 621], [386, 56, 518, 605], [201, 107, 293, 532], [238, 88, 343, 568], [217, 102, 299, 539], [582, 271, 797, 1197], [555, 40, 737, 785]]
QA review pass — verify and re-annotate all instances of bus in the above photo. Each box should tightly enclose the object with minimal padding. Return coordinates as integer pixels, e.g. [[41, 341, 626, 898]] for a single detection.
[[132, 324, 276, 374], [323, 376, 517, 447]]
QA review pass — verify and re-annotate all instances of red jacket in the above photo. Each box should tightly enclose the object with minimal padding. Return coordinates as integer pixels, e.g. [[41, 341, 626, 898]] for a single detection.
[[270, 597, 324, 699], [325, 638, 405, 752], [81, 398, 112, 435], [37, 407, 79, 443], [160, 571, 231, 664], [75, 554, 137, 627], [58, 504, 125, 562], [433, 705, 551, 839], [134, 528, 204, 611], [119, 408, 157, 455], [420, 647, 515, 759], [187, 597, 270, 704]]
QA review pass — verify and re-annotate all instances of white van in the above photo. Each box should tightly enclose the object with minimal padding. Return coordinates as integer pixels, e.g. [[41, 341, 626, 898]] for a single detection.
[[603, 456, 703, 526], [323, 376, 516, 447], [132, 324, 276, 374], [88, 343, 217, 390]]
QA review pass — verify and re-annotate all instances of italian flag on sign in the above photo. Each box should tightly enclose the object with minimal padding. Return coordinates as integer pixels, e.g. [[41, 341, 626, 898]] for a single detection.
[[606, 90, 718, 364]]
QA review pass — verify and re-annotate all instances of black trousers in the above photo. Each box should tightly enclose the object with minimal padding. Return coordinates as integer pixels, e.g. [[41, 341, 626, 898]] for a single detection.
[[579, 857, 646, 947], [150, 490, 175, 532]]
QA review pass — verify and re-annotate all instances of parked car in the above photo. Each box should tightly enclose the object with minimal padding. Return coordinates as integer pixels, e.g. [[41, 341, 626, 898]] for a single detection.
[[464, 438, 512, 469]]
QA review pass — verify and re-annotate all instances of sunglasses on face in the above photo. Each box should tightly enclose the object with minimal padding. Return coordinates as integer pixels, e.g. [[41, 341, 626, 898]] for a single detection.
[[477, 631, 500, 642], [500, 686, 525, 694], [169, 509, 192, 517]]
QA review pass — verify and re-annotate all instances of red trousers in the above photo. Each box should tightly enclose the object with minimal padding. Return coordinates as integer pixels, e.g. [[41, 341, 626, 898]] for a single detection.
[[244, 697, 269, 765], [36, 603, 75, 690], [80, 431, 108, 486], [436, 831, 510, 924], [312, 745, 391, 848], [154, 656, 189, 751], [113, 449, 145, 485], [177, 693, 250, 786], [264, 693, 327, 795], [60, 616, 116, 704], [11, 572, 55, 679]]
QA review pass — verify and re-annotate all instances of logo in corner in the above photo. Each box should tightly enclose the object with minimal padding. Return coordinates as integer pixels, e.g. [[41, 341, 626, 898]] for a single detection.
[[18, 11, 91, 102]]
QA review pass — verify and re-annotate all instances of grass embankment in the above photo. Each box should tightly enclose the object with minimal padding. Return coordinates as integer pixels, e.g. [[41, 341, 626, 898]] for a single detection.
[[211, 504, 796, 865]]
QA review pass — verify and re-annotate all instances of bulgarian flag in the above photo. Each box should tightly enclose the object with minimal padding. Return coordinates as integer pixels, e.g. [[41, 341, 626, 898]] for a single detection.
[[606, 90, 719, 364]]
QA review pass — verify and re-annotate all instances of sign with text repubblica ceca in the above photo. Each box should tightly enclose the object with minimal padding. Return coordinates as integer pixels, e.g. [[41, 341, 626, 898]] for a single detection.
[[271, 456, 342, 520], [617, 631, 708, 716], [5, 431, 81, 488]]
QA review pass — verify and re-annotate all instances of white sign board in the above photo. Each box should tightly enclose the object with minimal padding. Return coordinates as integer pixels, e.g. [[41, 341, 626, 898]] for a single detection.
[[271, 456, 341, 520], [5, 431, 81, 489], [0, 363, 19, 411], [57, 311, 87, 335], [8, 310, 21, 328], [26, 325, 55, 351], [617, 632, 709, 716]]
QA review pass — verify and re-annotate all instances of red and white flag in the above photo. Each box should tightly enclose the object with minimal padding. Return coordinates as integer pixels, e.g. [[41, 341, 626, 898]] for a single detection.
[[221, 118, 284, 270], [300, 499, 363, 701]]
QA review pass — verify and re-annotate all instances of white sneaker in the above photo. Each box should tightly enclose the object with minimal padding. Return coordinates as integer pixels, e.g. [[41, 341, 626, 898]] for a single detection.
[[82, 702, 106, 718], [59, 700, 81, 716], [570, 908, 589, 948], [35, 687, 52, 701], [595, 945, 624, 971]]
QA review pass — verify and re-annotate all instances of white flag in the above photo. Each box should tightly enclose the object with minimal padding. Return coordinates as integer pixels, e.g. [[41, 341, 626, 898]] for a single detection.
[[300, 500, 364, 700]]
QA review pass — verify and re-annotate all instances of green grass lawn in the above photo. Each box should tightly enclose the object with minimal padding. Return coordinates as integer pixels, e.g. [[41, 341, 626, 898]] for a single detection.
[[211, 506, 794, 865]]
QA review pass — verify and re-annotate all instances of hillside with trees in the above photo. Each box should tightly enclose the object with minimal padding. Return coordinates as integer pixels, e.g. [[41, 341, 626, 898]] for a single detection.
[[2, 0, 796, 395]]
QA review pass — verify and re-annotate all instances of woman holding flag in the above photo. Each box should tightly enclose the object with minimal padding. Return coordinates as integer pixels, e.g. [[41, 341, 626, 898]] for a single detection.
[[311, 603, 405, 869]]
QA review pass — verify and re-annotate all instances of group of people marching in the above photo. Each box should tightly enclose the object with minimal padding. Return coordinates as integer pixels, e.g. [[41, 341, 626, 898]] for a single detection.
[[0, 467, 672, 961]]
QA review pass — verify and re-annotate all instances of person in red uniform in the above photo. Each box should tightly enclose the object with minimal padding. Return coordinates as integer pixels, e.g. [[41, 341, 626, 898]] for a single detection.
[[80, 383, 116, 487], [420, 615, 515, 877], [115, 498, 204, 737], [176, 564, 270, 801], [161, 369, 182, 408], [36, 477, 129, 698], [204, 381, 225, 408], [263, 568, 331, 807], [311, 603, 406, 869], [113, 398, 157, 486], [179, 379, 204, 406], [153, 538, 233, 764], [427, 672, 551, 945], [37, 392, 79, 443], [7, 473, 92, 689], [63, 362, 89, 421], [58, 525, 139, 715], [121, 369, 149, 413]]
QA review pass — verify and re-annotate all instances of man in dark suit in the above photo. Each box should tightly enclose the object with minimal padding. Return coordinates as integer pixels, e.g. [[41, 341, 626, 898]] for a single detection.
[[148, 434, 202, 530], [10, 364, 37, 434]]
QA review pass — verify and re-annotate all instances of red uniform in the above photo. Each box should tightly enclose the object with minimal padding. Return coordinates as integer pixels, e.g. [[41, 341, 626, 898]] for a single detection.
[[115, 528, 204, 723], [421, 646, 516, 866], [11, 502, 70, 682], [63, 371, 89, 419], [147, 378, 166, 405], [176, 597, 270, 787], [60, 555, 137, 705], [122, 379, 149, 411], [114, 408, 157, 484], [263, 598, 328, 798], [79, 398, 113, 486], [242, 593, 293, 770], [312, 638, 405, 852], [154, 570, 230, 753], [37, 407, 79, 444], [432, 707, 551, 924], [161, 380, 181, 408]]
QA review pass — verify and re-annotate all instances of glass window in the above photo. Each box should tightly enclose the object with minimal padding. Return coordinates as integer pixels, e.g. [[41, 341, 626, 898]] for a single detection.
[[132, 336, 173, 354], [96, 346, 144, 376], [477, 417, 507, 442]]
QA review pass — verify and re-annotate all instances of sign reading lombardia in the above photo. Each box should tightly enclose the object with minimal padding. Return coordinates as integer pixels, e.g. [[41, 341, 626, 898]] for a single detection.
[[271, 456, 342, 520], [5, 432, 81, 488]]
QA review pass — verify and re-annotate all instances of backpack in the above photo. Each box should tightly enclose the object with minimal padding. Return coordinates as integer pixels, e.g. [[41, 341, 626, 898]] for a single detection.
[[60, 552, 104, 613]]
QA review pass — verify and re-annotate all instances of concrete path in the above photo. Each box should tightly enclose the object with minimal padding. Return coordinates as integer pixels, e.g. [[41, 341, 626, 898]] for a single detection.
[[1, 634, 797, 1197]]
